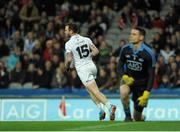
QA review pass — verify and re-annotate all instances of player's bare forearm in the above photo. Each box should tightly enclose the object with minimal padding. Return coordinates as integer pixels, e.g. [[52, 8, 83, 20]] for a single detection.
[[65, 52, 73, 71], [65, 60, 71, 69], [90, 44, 99, 56]]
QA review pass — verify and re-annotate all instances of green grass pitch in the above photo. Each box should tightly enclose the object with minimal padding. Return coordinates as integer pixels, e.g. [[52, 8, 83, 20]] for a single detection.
[[0, 121, 180, 131]]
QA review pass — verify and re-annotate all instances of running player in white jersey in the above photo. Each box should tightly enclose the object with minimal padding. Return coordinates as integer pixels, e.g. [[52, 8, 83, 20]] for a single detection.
[[64, 23, 116, 121]]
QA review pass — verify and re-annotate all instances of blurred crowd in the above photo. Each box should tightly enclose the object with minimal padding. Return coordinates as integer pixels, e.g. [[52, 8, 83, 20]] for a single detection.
[[0, 0, 179, 92]]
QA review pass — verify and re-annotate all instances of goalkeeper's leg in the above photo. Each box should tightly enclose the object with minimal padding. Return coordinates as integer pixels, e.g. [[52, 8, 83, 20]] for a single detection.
[[120, 84, 132, 121], [133, 107, 145, 121]]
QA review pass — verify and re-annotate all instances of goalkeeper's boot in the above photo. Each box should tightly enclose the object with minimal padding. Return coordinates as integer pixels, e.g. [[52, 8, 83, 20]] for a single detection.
[[109, 105, 116, 121], [124, 116, 133, 122], [99, 110, 106, 120], [141, 115, 146, 121]]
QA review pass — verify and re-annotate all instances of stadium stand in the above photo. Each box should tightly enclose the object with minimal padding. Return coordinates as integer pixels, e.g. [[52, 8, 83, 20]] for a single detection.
[[0, 0, 179, 97]]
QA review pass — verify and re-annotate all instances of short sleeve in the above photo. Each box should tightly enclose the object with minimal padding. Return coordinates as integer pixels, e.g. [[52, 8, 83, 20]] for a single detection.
[[65, 42, 72, 53], [86, 38, 93, 45]]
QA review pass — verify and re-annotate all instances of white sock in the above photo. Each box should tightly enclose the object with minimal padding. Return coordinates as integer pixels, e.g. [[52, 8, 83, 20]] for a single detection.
[[105, 101, 111, 110], [97, 103, 104, 111]]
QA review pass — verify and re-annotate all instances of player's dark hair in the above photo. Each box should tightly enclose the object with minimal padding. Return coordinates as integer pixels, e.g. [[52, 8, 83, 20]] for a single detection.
[[133, 26, 146, 36], [65, 23, 79, 33]]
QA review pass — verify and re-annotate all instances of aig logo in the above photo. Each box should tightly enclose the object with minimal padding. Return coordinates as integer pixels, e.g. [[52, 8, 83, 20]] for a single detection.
[[1, 99, 47, 121], [127, 60, 142, 71]]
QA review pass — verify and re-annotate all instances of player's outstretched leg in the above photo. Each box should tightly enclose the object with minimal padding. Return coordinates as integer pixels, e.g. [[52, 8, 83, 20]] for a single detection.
[[87, 89, 106, 121], [85, 80, 116, 121]]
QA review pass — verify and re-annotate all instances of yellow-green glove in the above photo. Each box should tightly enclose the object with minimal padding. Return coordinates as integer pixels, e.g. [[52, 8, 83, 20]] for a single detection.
[[122, 74, 134, 86], [137, 91, 150, 107]]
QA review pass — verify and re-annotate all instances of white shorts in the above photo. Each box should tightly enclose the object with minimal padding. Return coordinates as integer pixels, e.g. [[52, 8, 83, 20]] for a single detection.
[[76, 63, 97, 85]]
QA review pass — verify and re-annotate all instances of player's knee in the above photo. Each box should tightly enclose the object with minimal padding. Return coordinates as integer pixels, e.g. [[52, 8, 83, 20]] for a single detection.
[[120, 85, 129, 100], [90, 88, 100, 95]]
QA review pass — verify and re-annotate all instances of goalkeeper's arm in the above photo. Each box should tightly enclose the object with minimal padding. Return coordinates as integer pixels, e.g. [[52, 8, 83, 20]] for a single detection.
[[137, 67, 155, 107]]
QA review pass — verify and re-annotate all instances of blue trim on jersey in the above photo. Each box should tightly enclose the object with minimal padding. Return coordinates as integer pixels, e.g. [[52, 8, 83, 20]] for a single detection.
[[123, 64, 127, 71], [128, 43, 156, 67], [143, 43, 156, 67]]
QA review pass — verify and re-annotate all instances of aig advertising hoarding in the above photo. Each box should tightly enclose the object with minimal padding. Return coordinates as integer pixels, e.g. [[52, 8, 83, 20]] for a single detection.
[[0, 98, 180, 121]]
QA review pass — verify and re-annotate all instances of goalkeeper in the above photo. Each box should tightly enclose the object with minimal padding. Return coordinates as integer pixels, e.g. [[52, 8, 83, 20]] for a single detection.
[[117, 27, 156, 121]]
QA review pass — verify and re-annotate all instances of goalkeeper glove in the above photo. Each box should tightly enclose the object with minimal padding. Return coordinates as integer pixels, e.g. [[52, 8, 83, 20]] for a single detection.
[[137, 90, 150, 107], [122, 74, 134, 86]]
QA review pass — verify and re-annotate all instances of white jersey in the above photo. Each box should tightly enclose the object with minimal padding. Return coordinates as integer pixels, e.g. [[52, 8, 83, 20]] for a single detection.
[[65, 34, 94, 70]]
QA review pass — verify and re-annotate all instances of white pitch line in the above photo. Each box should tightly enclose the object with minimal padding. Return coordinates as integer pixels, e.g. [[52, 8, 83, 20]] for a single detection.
[[64, 122, 133, 131]]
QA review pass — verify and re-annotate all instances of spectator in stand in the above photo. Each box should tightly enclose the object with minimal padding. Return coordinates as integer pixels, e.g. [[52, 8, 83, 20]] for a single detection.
[[160, 45, 175, 64], [151, 13, 165, 29], [43, 60, 54, 88], [19, 0, 40, 32], [96, 67, 109, 90], [154, 55, 167, 88], [118, 5, 131, 29], [88, 19, 104, 38], [51, 54, 60, 69], [9, 61, 24, 88], [31, 53, 44, 68], [165, 7, 178, 26], [137, 10, 151, 28], [168, 62, 178, 88], [2, 18, 16, 38], [10, 31, 24, 51], [151, 32, 165, 53], [159, 74, 171, 88], [33, 67, 47, 88], [43, 39, 53, 61], [52, 42, 64, 62], [0, 37, 9, 58], [22, 63, 36, 88], [175, 54, 180, 68], [98, 40, 112, 66], [113, 39, 126, 57], [32, 40, 43, 55], [69, 69, 82, 89], [45, 21, 55, 39], [0, 61, 9, 88], [104, 71, 118, 92], [23, 31, 37, 53], [51, 62, 69, 88], [174, 69, 180, 88], [6, 47, 21, 71]]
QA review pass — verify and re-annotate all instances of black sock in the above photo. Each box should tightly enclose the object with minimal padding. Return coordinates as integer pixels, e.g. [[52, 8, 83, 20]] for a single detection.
[[124, 107, 131, 117]]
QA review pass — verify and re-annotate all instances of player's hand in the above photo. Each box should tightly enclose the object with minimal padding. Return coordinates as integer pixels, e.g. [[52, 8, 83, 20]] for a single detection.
[[137, 90, 150, 107], [122, 74, 134, 86]]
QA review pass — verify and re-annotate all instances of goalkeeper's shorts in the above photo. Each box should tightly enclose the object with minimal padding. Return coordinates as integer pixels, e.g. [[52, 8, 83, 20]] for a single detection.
[[131, 85, 147, 112]]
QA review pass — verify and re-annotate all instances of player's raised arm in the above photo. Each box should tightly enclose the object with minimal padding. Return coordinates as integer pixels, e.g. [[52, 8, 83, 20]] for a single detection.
[[90, 44, 99, 56]]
